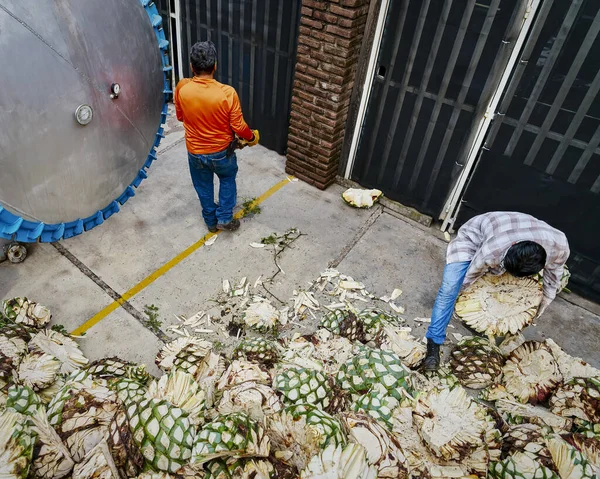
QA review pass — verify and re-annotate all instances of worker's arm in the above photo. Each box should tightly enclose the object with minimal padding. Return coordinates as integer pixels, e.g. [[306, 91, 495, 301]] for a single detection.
[[174, 80, 187, 122], [229, 90, 254, 141], [538, 247, 570, 316]]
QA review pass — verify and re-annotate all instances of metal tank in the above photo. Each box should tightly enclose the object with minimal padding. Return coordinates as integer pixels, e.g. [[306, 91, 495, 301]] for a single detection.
[[0, 0, 170, 242]]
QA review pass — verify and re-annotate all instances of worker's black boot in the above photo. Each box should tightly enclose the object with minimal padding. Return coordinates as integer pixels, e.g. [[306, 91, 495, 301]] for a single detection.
[[217, 219, 240, 231], [422, 339, 440, 371]]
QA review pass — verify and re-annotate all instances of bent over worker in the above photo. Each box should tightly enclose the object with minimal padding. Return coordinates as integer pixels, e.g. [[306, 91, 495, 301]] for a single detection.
[[423, 211, 570, 371], [174, 41, 259, 232]]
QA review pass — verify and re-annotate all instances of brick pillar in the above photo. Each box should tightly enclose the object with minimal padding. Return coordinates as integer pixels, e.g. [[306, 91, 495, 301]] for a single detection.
[[286, 0, 371, 189]]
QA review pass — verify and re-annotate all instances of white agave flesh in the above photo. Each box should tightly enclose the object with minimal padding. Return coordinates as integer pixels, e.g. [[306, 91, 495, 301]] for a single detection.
[[147, 370, 206, 425], [29, 330, 89, 373], [495, 399, 573, 432], [72, 439, 119, 479], [379, 325, 426, 367], [155, 337, 212, 372], [339, 412, 408, 478], [300, 443, 378, 479], [547, 435, 599, 479], [0, 334, 27, 363], [192, 351, 226, 408], [0, 409, 34, 479], [243, 300, 280, 330], [413, 386, 488, 461], [498, 333, 527, 356], [502, 342, 562, 404], [18, 352, 61, 391], [29, 409, 75, 479], [342, 188, 382, 208], [216, 359, 270, 390], [217, 381, 282, 421], [545, 338, 600, 381]]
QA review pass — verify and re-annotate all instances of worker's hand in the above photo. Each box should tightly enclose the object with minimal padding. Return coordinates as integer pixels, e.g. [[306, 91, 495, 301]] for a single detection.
[[246, 129, 260, 147], [535, 296, 551, 321]]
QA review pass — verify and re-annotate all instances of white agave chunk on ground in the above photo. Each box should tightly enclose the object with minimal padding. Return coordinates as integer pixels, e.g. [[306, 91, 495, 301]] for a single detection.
[[379, 325, 426, 367], [147, 370, 206, 425], [71, 439, 119, 479], [28, 329, 89, 373], [341, 188, 382, 208], [300, 443, 377, 479], [545, 338, 600, 381], [243, 299, 281, 330]]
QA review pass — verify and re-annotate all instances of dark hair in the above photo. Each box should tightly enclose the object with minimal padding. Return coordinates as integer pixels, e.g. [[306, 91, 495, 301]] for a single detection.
[[190, 41, 217, 75], [504, 241, 547, 277]]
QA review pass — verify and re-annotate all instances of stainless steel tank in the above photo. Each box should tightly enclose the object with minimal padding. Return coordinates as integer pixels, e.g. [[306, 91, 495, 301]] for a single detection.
[[0, 0, 170, 242]]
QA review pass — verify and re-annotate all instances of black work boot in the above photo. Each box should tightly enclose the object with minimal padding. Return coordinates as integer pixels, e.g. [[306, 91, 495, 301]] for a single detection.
[[422, 339, 441, 371], [217, 219, 240, 231]]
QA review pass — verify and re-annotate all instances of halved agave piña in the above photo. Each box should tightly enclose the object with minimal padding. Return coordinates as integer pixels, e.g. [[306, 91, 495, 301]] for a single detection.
[[243, 299, 280, 333], [300, 443, 377, 479], [28, 329, 89, 374], [502, 341, 562, 404], [6, 384, 43, 416], [488, 451, 559, 479], [147, 369, 207, 425], [342, 188, 383, 209], [547, 435, 599, 479], [267, 404, 346, 472], [339, 412, 409, 478], [17, 351, 61, 391], [454, 273, 542, 337], [351, 383, 400, 429], [1, 297, 51, 328], [110, 377, 148, 405], [550, 377, 600, 424], [320, 309, 368, 343], [450, 336, 505, 389], [217, 381, 282, 422], [0, 408, 35, 479], [216, 359, 270, 389], [412, 385, 492, 461], [155, 337, 212, 373], [204, 457, 274, 479], [191, 412, 269, 465]]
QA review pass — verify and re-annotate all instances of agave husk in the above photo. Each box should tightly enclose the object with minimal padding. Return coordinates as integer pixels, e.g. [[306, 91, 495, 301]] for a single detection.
[[547, 435, 599, 479], [378, 325, 426, 368], [450, 336, 505, 390], [71, 439, 119, 479], [502, 341, 562, 404], [217, 381, 282, 422], [105, 405, 144, 477], [496, 399, 572, 433], [155, 337, 212, 372], [562, 433, 600, 468], [545, 339, 600, 382], [502, 423, 554, 469], [455, 273, 542, 337], [0, 409, 34, 479], [299, 443, 378, 478], [217, 359, 270, 389], [489, 451, 559, 479], [29, 409, 75, 479], [243, 300, 280, 332], [2, 297, 51, 328], [28, 330, 89, 373], [549, 377, 600, 424], [18, 351, 61, 391]]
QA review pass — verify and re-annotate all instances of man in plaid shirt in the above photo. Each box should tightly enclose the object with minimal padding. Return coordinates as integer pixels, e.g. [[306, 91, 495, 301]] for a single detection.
[[423, 211, 570, 371]]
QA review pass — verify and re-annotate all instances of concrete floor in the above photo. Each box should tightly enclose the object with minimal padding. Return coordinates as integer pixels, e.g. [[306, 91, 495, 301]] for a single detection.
[[1, 118, 599, 375]]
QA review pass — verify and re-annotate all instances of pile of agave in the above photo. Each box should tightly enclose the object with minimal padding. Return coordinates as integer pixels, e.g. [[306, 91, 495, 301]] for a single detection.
[[0, 269, 598, 478]]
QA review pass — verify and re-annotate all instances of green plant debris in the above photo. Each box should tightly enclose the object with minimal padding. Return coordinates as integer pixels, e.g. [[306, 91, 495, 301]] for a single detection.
[[241, 198, 261, 217], [144, 304, 162, 331], [51, 324, 70, 335], [213, 341, 224, 352]]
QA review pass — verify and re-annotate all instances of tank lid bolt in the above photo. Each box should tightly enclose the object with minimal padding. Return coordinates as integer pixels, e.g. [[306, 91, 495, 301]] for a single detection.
[[110, 83, 121, 99], [75, 104, 93, 125]]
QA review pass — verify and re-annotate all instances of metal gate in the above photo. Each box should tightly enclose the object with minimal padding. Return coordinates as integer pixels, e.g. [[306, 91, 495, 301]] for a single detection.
[[456, 0, 600, 301], [350, 0, 526, 217], [177, 0, 300, 154]]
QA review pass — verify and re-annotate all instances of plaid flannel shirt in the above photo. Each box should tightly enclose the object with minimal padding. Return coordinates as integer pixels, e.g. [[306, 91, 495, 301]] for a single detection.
[[447, 212, 569, 311]]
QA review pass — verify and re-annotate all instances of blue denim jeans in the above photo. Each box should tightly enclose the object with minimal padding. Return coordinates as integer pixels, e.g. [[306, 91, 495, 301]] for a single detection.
[[426, 261, 471, 345], [188, 150, 238, 227]]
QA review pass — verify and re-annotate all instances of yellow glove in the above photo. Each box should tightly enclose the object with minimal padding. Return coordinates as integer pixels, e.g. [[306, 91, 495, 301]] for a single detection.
[[246, 129, 260, 147]]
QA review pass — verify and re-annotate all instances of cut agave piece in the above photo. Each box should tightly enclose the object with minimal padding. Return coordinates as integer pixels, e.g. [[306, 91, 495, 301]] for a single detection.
[[109, 377, 148, 406], [127, 398, 195, 473], [378, 325, 426, 368], [547, 435, 598, 479], [339, 412, 409, 478], [105, 406, 144, 478], [502, 424, 554, 470], [28, 409, 75, 479], [243, 300, 280, 333], [499, 333, 527, 357], [412, 385, 493, 461], [86, 357, 150, 384], [191, 412, 269, 465], [351, 383, 399, 429], [535, 265, 571, 294], [28, 330, 89, 374], [216, 359, 270, 390], [234, 337, 280, 366], [147, 370, 207, 425], [562, 433, 600, 468], [320, 309, 368, 343], [204, 457, 275, 479], [17, 352, 61, 391], [488, 451, 559, 479], [0, 332, 27, 372], [267, 404, 346, 472], [479, 383, 516, 402], [155, 337, 212, 372], [545, 339, 600, 382], [454, 273, 542, 336], [502, 341, 562, 404], [342, 188, 383, 208], [182, 350, 225, 408], [496, 399, 572, 433], [217, 381, 283, 422], [0, 409, 34, 479], [273, 367, 332, 409], [450, 336, 505, 390], [573, 419, 600, 440], [71, 439, 119, 479], [6, 384, 43, 416], [550, 377, 600, 424], [300, 443, 377, 478], [1, 297, 51, 328]]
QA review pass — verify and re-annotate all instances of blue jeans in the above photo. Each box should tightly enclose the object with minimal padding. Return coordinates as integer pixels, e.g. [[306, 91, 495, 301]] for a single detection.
[[426, 261, 471, 345], [188, 150, 238, 227]]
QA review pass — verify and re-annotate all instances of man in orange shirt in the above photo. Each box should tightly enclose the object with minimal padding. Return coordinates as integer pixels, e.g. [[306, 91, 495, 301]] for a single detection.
[[175, 41, 259, 232]]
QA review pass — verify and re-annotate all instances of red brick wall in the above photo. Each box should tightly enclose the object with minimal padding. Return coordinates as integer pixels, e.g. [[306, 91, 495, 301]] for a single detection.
[[286, 0, 371, 189]]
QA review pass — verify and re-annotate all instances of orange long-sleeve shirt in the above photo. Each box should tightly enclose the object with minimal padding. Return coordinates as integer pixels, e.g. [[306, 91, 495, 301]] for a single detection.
[[174, 77, 254, 154]]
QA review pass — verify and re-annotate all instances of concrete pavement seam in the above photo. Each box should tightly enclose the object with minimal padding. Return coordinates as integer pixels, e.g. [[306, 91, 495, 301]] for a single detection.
[[51, 242, 167, 341], [328, 204, 384, 268]]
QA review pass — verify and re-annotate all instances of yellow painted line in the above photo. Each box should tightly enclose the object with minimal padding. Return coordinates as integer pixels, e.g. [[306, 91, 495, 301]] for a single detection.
[[71, 176, 295, 335]]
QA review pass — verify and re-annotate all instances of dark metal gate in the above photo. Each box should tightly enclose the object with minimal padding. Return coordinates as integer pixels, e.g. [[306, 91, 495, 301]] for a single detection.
[[178, 0, 300, 154], [351, 0, 525, 217], [457, 0, 600, 301]]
